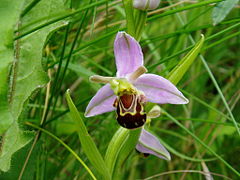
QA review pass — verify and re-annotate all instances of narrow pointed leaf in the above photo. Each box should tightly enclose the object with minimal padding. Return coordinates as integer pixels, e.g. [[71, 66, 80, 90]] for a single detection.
[[167, 35, 205, 85], [212, 0, 239, 25], [66, 90, 111, 180]]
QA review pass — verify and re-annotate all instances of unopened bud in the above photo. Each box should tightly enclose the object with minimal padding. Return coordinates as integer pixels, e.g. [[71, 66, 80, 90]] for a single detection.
[[133, 0, 160, 10]]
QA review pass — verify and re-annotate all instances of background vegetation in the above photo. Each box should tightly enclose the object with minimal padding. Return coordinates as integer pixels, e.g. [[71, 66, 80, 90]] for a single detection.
[[0, 0, 239, 179]]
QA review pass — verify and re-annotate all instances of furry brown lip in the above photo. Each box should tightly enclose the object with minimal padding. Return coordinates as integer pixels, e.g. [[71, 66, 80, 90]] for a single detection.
[[114, 94, 146, 129]]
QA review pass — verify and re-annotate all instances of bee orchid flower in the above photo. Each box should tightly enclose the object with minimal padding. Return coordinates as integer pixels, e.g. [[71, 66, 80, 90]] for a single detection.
[[85, 31, 188, 127], [85, 31, 188, 160]]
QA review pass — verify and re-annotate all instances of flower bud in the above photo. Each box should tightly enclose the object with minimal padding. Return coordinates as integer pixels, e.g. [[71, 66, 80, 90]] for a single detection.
[[133, 0, 160, 10]]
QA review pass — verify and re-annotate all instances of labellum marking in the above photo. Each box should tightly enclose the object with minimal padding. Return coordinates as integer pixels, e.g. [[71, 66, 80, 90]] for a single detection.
[[114, 93, 146, 129]]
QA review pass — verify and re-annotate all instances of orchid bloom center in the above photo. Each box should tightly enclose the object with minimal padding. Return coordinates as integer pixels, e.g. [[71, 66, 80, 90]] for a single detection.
[[110, 78, 147, 129], [114, 93, 147, 129], [89, 66, 148, 129], [110, 78, 136, 96]]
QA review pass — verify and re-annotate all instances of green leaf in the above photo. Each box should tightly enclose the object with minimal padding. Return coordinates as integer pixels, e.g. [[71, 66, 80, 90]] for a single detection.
[[163, 109, 240, 177], [167, 35, 205, 85], [0, 0, 67, 172], [0, 122, 33, 172], [65, 90, 111, 180], [113, 128, 141, 180], [25, 122, 97, 180], [11, 0, 67, 120], [0, 0, 25, 135], [105, 127, 129, 176], [212, 0, 239, 25]]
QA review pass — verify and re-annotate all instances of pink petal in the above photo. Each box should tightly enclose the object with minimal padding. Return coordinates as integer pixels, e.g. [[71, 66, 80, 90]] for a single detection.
[[136, 129, 171, 160], [134, 74, 189, 104], [114, 32, 144, 77], [85, 84, 116, 117]]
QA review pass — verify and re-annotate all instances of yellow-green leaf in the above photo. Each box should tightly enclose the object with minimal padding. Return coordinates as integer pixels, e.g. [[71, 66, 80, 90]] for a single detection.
[[167, 35, 205, 85]]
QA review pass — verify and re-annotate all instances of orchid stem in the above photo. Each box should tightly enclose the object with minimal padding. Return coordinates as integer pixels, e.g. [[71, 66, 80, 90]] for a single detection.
[[105, 127, 129, 177], [135, 10, 147, 41], [113, 128, 142, 179], [123, 0, 135, 37]]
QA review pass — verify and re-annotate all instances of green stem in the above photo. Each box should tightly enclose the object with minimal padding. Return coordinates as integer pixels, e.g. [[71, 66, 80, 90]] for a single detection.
[[122, 0, 135, 37], [113, 128, 142, 180], [105, 127, 129, 177], [135, 10, 147, 41]]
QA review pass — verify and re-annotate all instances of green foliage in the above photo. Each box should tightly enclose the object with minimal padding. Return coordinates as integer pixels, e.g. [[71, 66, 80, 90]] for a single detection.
[[66, 90, 111, 180], [0, 122, 33, 172], [0, 0, 239, 179], [0, 0, 67, 172], [0, 0, 25, 137], [212, 0, 239, 25], [167, 35, 205, 85], [105, 127, 129, 176]]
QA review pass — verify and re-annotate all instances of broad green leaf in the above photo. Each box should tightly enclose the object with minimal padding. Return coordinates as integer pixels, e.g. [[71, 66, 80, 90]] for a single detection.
[[0, 141, 39, 179], [0, 122, 33, 172], [0, 0, 25, 135], [0, 0, 28, 173], [167, 35, 205, 85], [11, 0, 67, 120], [0, 0, 67, 172], [65, 90, 111, 180], [212, 0, 239, 25]]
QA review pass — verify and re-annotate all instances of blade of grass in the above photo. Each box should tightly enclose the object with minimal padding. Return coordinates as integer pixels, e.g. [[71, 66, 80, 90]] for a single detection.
[[148, 0, 224, 22], [65, 90, 111, 180], [167, 35, 204, 84], [181, 89, 232, 121], [159, 117, 240, 127], [147, 21, 240, 70], [14, 0, 108, 40], [162, 109, 240, 177], [46, 4, 90, 125], [25, 122, 97, 180], [159, 138, 216, 162], [172, 6, 240, 135]]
